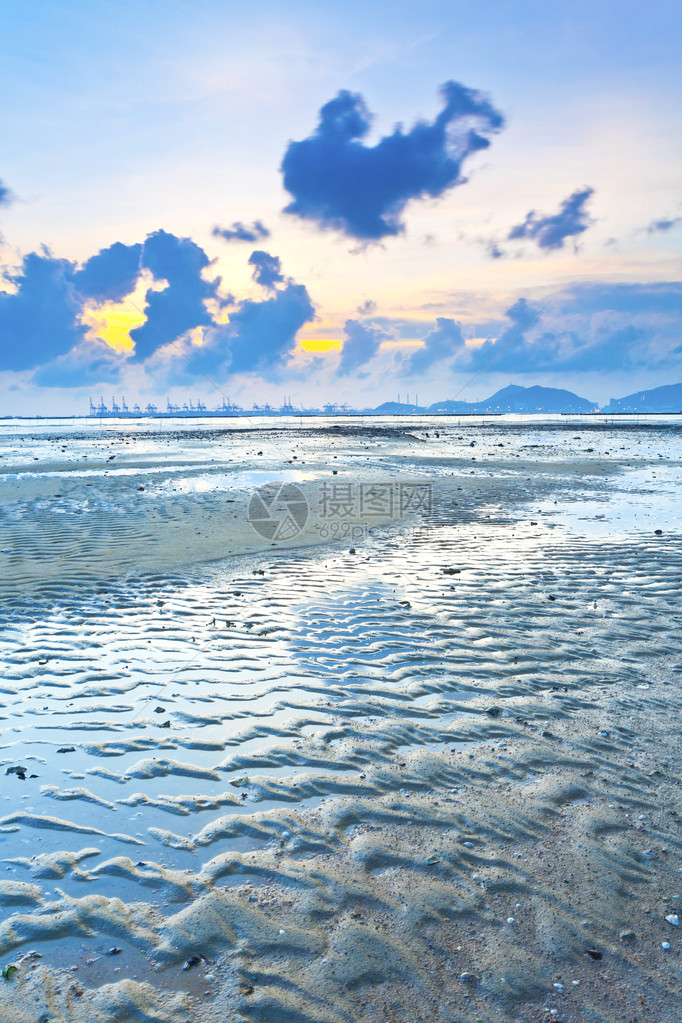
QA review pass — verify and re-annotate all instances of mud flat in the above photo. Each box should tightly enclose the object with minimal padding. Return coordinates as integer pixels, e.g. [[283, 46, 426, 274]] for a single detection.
[[0, 419, 680, 1022]]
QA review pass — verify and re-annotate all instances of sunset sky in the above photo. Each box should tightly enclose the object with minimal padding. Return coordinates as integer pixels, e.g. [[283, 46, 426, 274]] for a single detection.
[[1, 0, 680, 413]]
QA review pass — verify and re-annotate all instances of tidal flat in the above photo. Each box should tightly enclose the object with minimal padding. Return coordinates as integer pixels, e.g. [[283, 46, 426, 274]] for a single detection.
[[0, 418, 680, 1022]]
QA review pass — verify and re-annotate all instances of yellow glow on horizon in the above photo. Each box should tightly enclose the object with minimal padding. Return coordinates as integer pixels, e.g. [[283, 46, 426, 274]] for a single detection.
[[298, 338, 342, 352]]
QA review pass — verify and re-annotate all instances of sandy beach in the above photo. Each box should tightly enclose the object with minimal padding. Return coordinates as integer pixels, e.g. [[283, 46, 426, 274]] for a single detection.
[[0, 417, 680, 1022]]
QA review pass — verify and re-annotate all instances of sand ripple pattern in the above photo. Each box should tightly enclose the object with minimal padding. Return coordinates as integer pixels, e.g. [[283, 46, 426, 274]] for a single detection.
[[0, 429, 681, 1021]]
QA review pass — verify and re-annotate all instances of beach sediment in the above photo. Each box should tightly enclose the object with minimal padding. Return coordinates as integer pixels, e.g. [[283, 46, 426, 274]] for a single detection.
[[0, 420, 680, 1022]]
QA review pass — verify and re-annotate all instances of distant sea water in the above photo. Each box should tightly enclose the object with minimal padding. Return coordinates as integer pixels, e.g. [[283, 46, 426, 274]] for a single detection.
[[2, 410, 682, 436]]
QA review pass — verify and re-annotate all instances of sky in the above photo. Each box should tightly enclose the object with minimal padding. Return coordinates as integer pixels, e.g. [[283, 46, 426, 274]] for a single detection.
[[0, 0, 681, 413]]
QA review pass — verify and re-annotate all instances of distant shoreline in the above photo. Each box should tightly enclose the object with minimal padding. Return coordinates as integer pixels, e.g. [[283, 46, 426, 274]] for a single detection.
[[2, 410, 682, 421]]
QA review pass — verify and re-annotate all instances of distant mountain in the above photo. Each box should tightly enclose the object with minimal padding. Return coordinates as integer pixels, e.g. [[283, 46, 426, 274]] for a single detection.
[[427, 384, 597, 414], [601, 383, 682, 413], [373, 401, 424, 414], [373, 382, 682, 416]]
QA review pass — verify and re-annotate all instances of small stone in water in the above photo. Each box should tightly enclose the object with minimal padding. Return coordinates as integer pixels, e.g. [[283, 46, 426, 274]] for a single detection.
[[665, 914, 680, 926], [662, 942, 671, 949], [507, 917, 515, 924]]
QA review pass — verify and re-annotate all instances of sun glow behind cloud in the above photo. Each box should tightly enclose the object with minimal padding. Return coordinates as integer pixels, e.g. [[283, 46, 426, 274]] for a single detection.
[[298, 338, 342, 352], [81, 277, 155, 352]]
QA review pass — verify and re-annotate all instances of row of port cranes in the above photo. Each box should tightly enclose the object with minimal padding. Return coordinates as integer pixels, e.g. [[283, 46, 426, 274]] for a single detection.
[[88, 396, 357, 417]]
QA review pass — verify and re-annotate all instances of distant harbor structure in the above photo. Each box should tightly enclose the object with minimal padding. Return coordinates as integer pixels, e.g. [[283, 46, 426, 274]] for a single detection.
[[88, 396, 360, 418], [82, 381, 681, 420]]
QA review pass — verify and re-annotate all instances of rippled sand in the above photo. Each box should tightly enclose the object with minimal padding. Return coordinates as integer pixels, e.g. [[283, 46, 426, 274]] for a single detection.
[[0, 419, 681, 1022]]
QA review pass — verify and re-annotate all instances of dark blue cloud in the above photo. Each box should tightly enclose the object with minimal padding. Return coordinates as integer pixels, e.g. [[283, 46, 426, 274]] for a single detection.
[[224, 282, 314, 374], [647, 216, 680, 234], [212, 220, 270, 243], [175, 281, 314, 380], [0, 250, 85, 371], [155, 251, 314, 382], [72, 241, 142, 302], [0, 180, 11, 208], [248, 250, 284, 290], [356, 299, 377, 315], [508, 187, 594, 251], [336, 319, 386, 375], [130, 230, 222, 362], [405, 317, 465, 373], [281, 81, 504, 240]]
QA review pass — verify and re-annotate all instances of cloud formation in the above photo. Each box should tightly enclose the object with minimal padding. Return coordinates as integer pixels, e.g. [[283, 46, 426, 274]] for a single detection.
[[0, 180, 11, 208], [141, 249, 315, 380], [447, 286, 681, 375], [404, 317, 465, 373], [647, 216, 681, 234], [3, 221, 679, 398], [212, 220, 270, 243], [73, 241, 142, 303], [32, 337, 123, 388], [281, 81, 504, 240], [508, 187, 594, 251], [220, 281, 315, 374], [0, 228, 316, 389], [0, 250, 84, 371], [248, 250, 285, 290], [336, 319, 386, 375], [130, 230, 222, 363]]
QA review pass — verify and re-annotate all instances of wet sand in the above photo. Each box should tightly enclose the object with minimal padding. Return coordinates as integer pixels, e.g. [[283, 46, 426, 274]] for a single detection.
[[0, 419, 681, 1022]]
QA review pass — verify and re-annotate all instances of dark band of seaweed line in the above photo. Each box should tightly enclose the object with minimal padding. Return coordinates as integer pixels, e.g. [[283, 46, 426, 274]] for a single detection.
[[447, 304, 544, 404]]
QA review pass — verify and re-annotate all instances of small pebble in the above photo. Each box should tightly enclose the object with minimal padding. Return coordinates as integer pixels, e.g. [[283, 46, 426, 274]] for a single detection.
[[662, 942, 671, 950], [507, 917, 515, 924], [553, 983, 564, 991], [666, 914, 680, 926]]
